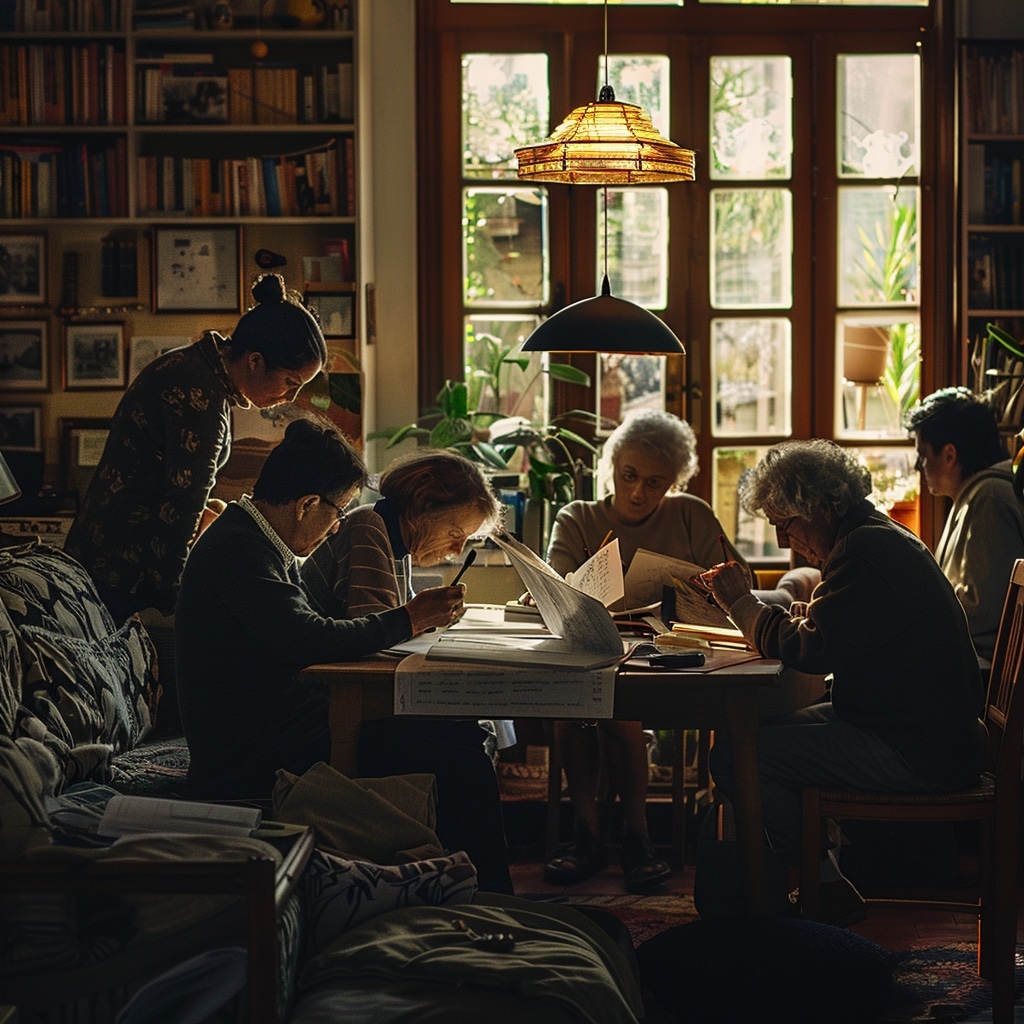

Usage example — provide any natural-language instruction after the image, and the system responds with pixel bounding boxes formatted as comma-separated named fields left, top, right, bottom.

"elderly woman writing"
left=302, top=449, right=513, bottom=893
left=701, top=439, right=987, bottom=924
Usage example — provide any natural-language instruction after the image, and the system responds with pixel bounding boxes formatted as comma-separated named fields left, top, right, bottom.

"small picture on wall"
left=304, top=283, right=356, bottom=339
left=0, top=234, right=46, bottom=305
left=0, top=404, right=42, bottom=452
left=0, top=320, right=48, bottom=390
left=64, top=322, right=126, bottom=390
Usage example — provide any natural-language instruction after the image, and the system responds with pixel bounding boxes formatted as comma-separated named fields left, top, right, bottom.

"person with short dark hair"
left=66, top=272, right=327, bottom=624
left=175, top=417, right=467, bottom=813
left=701, top=439, right=987, bottom=924
left=904, top=386, right=1024, bottom=669
left=302, top=449, right=514, bottom=894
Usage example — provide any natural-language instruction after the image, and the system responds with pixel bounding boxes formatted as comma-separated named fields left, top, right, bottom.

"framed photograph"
left=0, top=320, right=48, bottom=390
left=304, top=282, right=356, bottom=339
left=0, top=404, right=42, bottom=452
left=60, top=417, right=112, bottom=501
left=0, top=234, right=46, bottom=305
left=152, top=226, right=241, bottom=313
left=64, top=322, right=126, bottom=390
left=161, top=72, right=229, bottom=123
left=128, top=334, right=191, bottom=383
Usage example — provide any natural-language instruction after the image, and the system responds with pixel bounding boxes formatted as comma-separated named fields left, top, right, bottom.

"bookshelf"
left=0, top=0, right=360, bottom=509
left=959, top=40, right=1024, bottom=399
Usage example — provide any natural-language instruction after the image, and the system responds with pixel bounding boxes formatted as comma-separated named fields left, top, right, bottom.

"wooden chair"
left=799, top=557, right=1024, bottom=1024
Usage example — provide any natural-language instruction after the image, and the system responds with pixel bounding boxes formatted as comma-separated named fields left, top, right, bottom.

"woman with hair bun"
left=66, top=272, right=326, bottom=624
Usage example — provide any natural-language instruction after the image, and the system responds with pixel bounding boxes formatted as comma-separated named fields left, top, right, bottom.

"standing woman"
left=65, top=272, right=326, bottom=624
left=544, top=409, right=752, bottom=892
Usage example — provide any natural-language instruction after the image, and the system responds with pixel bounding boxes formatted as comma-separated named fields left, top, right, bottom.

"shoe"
left=803, top=877, right=867, bottom=928
left=544, top=827, right=607, bottom=886
left=620, top=830, right=672, bottom=893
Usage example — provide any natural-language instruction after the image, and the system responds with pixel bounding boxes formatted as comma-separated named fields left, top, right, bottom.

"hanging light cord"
left=600, top=0, right=613, bottom=102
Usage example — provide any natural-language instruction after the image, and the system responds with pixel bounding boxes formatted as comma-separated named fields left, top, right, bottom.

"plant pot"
left=843, top=326, right=890, bottom=384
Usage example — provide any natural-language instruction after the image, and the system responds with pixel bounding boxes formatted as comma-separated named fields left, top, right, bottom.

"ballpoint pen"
left=450, top=546, right=477, bottom=587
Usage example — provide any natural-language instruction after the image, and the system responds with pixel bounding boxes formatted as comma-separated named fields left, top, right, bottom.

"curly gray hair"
left=739, top=439, right=872, bottom=520
left=599, top=409, right=699, bottom=492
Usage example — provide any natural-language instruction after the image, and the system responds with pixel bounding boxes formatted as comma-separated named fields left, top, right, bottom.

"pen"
left=718, top=533, right=731, bottom=563
left=598, top=530, right=614, bottom=550
left=450, top=547, right=477, bottom=587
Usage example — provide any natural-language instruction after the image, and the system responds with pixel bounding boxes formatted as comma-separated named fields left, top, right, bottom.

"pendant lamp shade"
left=521, top=275, right=684, bottom=354
left=515, top=90, right=696, bottom=186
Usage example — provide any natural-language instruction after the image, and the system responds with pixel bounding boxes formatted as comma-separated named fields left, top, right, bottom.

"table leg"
left=327, top=678, right=367, bottom=777
left=724, top=688, right=767, bottom=914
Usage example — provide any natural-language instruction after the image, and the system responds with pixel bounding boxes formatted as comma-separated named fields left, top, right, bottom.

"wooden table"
left=302, top=652, right=787, bottom=913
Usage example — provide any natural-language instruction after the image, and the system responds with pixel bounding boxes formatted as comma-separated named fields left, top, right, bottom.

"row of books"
left=0, top=44, right=127, bottom=127
left=963, top=47, right=1024, bottom=135
left=967, top=237, right=1024, bottom=312
left=136, top=138, right=354, bottom=218
left=0, top=0, right=125, bottom=32
left=133, top=59, right=354, bottom=126
left=0, top=138, right=129, bottom=219
left=967, top=146, right=1023, bottom=226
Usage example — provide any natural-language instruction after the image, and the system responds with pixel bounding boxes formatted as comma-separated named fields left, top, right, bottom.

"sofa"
left=0, top=538, right=646, bottom=1024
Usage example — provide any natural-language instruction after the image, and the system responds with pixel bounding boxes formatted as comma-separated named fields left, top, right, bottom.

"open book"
left=426, top=532, right=627, bottom=670
left=97, top=795, right=262, bottom=838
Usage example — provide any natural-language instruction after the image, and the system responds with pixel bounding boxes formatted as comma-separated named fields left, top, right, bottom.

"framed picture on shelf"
left=0, top=404, right=42, bottom=452
left=128, top=335, right=191, bottom=383
left=304, top=282, right=356, bottom=339
left=161, top=72, right=229, bottom=124
left=60, top=417, right=112, bottom=501
left=152, top=226, right=241, bottom=313
left=0, top=320, right=48, bottom=390
left=64, top=322, right=126, bottom=390
left=0, top=234, right=46, bottom=306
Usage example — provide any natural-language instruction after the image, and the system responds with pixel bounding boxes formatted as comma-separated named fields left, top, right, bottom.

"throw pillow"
left=303, top=848, right=478, bottom=955
left=19, top=620, right=159, bottom=755
left=0, top=596, right=22, bottom=736
left=0, top=543, right=117, bottom=640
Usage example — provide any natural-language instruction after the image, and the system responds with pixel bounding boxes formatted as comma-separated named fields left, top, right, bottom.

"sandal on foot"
left=620, top=831, right=672, bottom=893
left=544, top=829, right=607, bottom=886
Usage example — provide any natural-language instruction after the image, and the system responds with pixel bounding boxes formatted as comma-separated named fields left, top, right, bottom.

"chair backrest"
left=983, top=558, right=1024, bottom=794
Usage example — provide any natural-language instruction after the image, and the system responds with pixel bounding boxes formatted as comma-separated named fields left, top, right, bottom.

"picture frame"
left=0, top=320, right=48, bottom=390
left=0, top=404, right=43, bottom=452
left=161, top=71, right=229, bottom=124
left=152, top=226, right=241, bottom=313
left=60, top=417, right=112, bottom=501
left=64, top=322, right=126, bottom=390
left=128, top=334, right=191, bottom=383
left=304, top=282, right=356, bottom=339
left=0, top=234, right=46, bottom=306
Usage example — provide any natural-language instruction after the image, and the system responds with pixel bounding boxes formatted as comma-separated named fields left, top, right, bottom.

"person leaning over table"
left=65, top=272, right=326, bottom=625
left=542, top=409, right=754, bottom=893
left=700, top=439, right=988, bottom=926
left=302, top=448, right=514, bottom=894
left=173, top=417, right=505, bottom=881
left=904, top=386, right=1024, bottom=673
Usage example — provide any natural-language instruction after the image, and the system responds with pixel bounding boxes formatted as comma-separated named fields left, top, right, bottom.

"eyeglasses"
left=320, top=496, right=348, bottom=523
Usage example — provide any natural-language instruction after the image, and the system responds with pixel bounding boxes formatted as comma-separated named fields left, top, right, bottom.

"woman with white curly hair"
left=543, top=409, right=752, bottom=892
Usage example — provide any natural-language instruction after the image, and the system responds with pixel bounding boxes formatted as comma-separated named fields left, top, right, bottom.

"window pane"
left=462, top=53, right=549, bottom=181
left=710, top=188, right=793, bottom=309
left=711, top=317, right=792, bottom=437
left=854, top=446, right=920, bottom=535
left=597, top=354, right=666, bottom=432
left=464, top=187, right=549, bottom=307
left=464, top=315, right=545, bottom=423
left=836, top=315, right=920, bottom=439
left=601, top=55, right=671, bottom=135
left=837, top=185, right=919, bottom=307
left=837, top=54, right=919, bottom=179
left=710, top=56, right=792, bottom=180
left=597, top=188, right=669, bottom=309
left=711, top=447, right=778, bottom=559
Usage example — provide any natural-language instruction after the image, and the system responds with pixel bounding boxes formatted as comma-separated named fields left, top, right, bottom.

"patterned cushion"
left=0, top=542, right=118, bottom=640
left=0, top=596, right=22, bottom=737
left=19, top=620, right=159, bottom=756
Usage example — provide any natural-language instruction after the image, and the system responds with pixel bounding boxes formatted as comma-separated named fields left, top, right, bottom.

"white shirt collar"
left=238, top=495, right=296, bottom=569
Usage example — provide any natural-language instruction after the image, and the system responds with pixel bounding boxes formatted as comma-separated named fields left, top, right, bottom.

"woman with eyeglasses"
left=302, top=448, right=514, bottom=893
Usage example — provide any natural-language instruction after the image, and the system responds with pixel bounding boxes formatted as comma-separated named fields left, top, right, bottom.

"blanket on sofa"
left=0, top=542, right=160, bottom=857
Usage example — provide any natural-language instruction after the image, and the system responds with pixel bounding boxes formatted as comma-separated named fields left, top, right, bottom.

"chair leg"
left=544, top=722, right=563, bottom=858
left=670, top=730, right=686, bottom=869
left=799, top=788, right=823, bottom=920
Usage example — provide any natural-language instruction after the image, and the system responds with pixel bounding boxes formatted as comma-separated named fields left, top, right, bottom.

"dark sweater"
left=732, top=500, right=988, bottom=790
left=175, top=503, right=413, bottom=799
